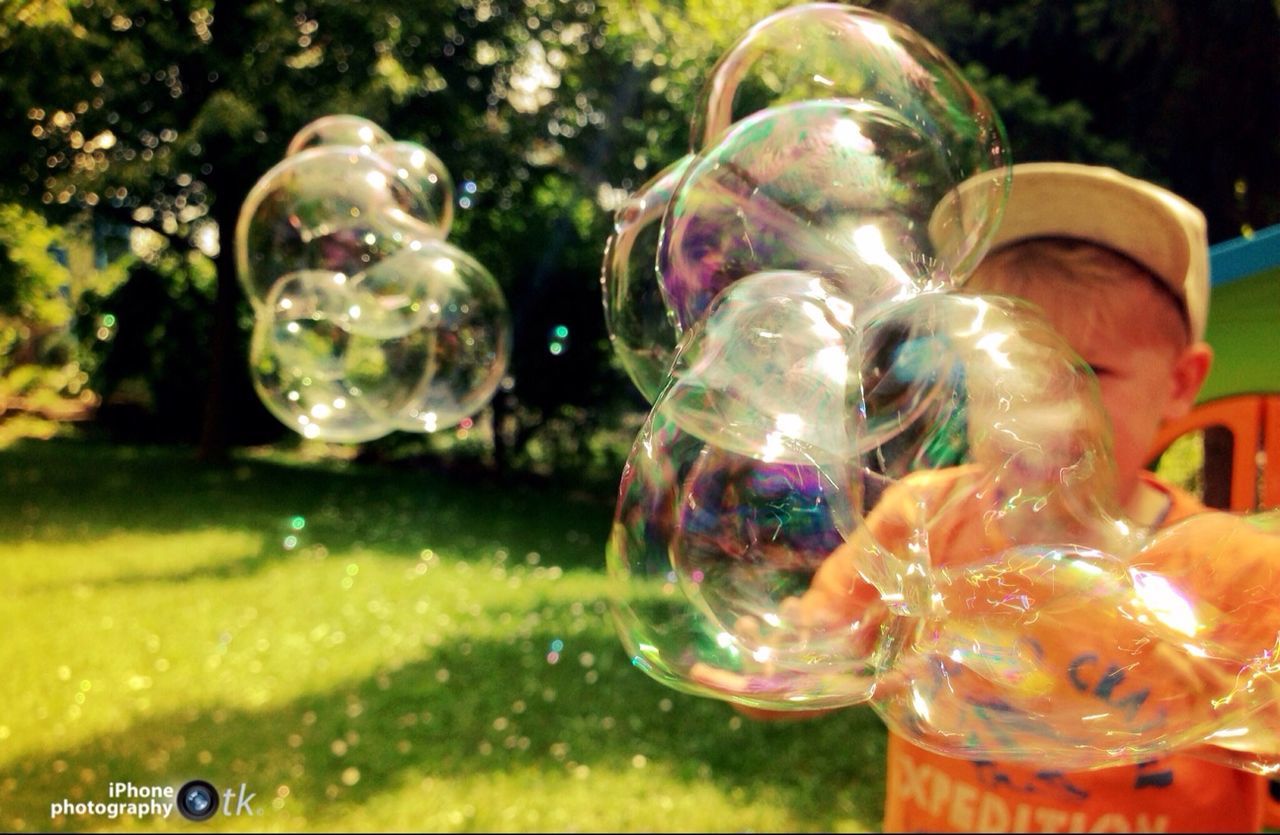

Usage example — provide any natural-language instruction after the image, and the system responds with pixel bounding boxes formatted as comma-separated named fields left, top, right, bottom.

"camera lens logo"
left=176, top=780, right=219, bottom=822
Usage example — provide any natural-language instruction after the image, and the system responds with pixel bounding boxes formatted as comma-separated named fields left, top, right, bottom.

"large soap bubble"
left=601, top=7, right=1008, bottom=403
left=691, top=1, right=1008, bottom=282
left=285, top=113, right=394, bottom=155
left=377, top=140, right=456, bottom=237
left=248, top=270, right=397, bottom=443
left=659, top=99, right=953, bottom=334
left=235, top=145, right=425, bottom=309
left=236, top=115, right=510, bottom=441
left=658, top=271, right=860, bottom=465
left=871, top=511, right=1280, bottom=770
left=601, top=155, right=693, bottom=401
left=607, top=407, right=879, bottom=710
left=374, top=240, right=512, bottom=433
left=605, top=2, right=1280, bottom=770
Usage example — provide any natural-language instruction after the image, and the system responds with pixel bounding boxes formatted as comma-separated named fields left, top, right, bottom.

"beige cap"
left=940, top=162, right=1210, bottom=341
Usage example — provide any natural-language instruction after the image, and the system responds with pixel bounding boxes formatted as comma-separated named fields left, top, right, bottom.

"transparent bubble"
left=376, top=240, right=512, bottom=433
left=606, top=408, right=876, bottom=710
left=601, top=155, right=692, bottom=402
left=855, top=293, right=1117, bottom=489
left=235, top=146, right=428, bottom=308
left=659, top=100, right=962, bottom=333
left=671, top=445, right=849, bottom=625
left=660, top=271, right=860, bottom=465
left=871, top=510, right=1280, bottom=769
left=253, top=269, right=360, bottom=380
left=607, top=2, right=1280, bottom=770
left=340, top=247, right=438, bottom=341
left=691, top=2, right=1008, bottom=280
left=248, top=272, right=395, bottom=443
left=285, top=114, right=394, bottom=156
left=239, top=117, right=509, bottom=442
left=377, top=141, right=455, bottom=237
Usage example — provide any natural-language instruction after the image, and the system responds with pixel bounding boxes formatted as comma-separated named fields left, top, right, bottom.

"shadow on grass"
left=0, top=439, right=617, bottom=577
left=0, top=617, right=887, bottom=831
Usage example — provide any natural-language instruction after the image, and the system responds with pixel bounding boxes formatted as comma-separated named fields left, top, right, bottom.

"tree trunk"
left=197, top=210, right=240, bottom=463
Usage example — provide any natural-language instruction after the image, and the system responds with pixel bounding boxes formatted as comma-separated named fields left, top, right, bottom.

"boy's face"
left=1006, top=280, right=1212, bottom=507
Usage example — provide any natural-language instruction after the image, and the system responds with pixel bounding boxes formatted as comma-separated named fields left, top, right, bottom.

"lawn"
left=0, top=439, right=888, bottom=832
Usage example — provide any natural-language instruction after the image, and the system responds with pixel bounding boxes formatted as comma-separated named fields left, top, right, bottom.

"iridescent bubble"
left=253, top=269, right=360, bottom=381
left=607, top=407, right=876, bottom=710
left=659, top=100, right=959, bottom=333
left=607, top=2, right=1280, bottom=772
left=240, top=117, right=509, bottom=442
left=608, top=273, right=880, bottom=708
left=377, top=140, right=455, bottom=237
left=601, top=155, right=693, bottom=401
left=659, top=270, right=860, bottom=465
left=378, top=240, right=512, bottom=434
left=235, top=146, right=427, bottom=308
left=855, top=293, right=1117, bottom=488
left=836, top=292, right=1132, bottom=622
left=285, top=114, right=394, bottom=156
left=871, top=510, right=1280, bottom=769
left=692, top=2, right=1008, bottom=280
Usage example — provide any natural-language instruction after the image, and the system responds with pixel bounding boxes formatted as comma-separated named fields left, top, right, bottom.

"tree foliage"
left=0, top=0, right=1277, bottom=467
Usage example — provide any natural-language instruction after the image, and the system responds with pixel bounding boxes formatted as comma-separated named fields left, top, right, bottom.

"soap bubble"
left=248, top=271, right=398, bottom=443
left=658, top=99, right=971, bottom=334
left=237, top=117, right=510, bottom=441
left=856, top=293, right=1118, bottom=495
left=691, top=2, right=1008, bottom=282
left=285, top=114, right=394, bottom=156
left=601, top=155, right=693, bottom=402
left=377, top=140, right=456, bottom=237
left=607, top=407, right=879, bottom=710
left=235, top=145, right=426, bottom=308
left=606, top=3, right=1280, bottom=769
left=376, top=240, right=512, bottom=433
left=608, top=273, right=868, bottom=709
left=659, top=271, right=860, bottom=465
left=871, top=511, right=1280, bottom=768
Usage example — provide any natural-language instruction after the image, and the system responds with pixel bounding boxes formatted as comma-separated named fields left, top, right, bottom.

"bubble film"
left=660, top=99, right=950, bottom=333
left=377, top=140, right=456, bottom=237
left=606, top=3, right=1280, bottom=769
left=870, top=511, right=1280, bottom=770
left=601, top=155, right=692, bottom=401
left=285, top=113, right=394, bottom=156
left=235, top=146, right=426, bottom=308
left=607, top=407, right=879, bottom=710
left=248, top=271, right=398, bottom=443
left=377, top=241, right=513, bottom=434
left=691, top=2, right=1008, bottom=281
left=659, top=271, right=861, bottom=465
left=236, top=117, right=510, bottom=440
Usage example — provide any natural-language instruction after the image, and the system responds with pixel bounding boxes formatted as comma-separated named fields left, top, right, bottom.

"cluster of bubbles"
left=603, top=3, right=1280, bottom=772
left=235, top=115, right=511, bottom=442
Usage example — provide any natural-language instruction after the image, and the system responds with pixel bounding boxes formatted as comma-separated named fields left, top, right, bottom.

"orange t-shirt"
left=807, top=468, right=1273, bottom=833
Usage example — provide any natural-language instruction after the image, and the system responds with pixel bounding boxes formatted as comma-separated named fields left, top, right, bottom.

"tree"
left=0, top=0, right=785, bottom=469
left=0, top=202, right=130, bottom=443
left=880, top=0, right=1280, bottom=242
left=3, top=0, right=1276, bottom=470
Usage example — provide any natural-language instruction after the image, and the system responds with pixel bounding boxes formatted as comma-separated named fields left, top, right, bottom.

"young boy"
left=701, top=163, right=1278, bottom=831
left=874, top=163, right=1272, bottom=832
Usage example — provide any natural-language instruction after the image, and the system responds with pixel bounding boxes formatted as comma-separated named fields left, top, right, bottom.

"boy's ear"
left=1165, top=341, right=1214, bottom=420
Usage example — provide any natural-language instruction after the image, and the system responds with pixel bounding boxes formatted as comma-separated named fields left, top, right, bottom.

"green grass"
left=0, top=439, right=887, bottom=832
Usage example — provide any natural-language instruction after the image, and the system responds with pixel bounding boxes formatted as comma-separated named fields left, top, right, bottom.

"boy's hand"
left=685, top=599, right=893, bottom=718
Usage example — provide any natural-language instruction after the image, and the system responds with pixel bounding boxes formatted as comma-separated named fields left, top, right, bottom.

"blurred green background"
left=2, top=0, right=1279, bottom=831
